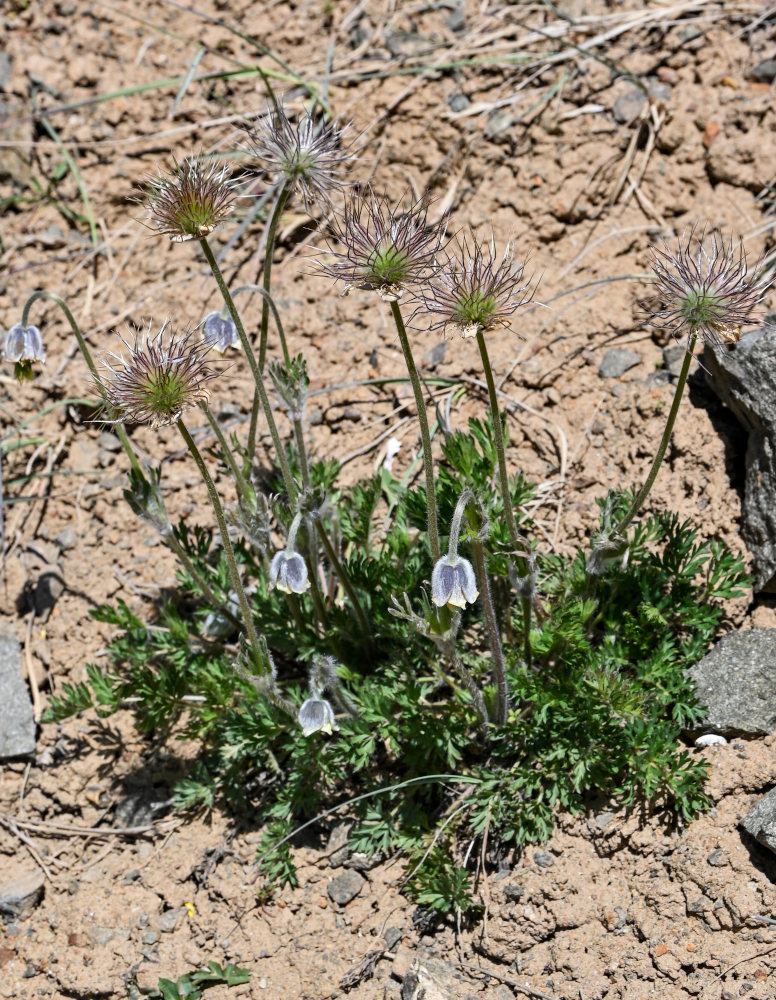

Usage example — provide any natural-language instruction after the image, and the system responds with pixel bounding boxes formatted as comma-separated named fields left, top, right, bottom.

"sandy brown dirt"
left=2, top=1, right=776, bottom=998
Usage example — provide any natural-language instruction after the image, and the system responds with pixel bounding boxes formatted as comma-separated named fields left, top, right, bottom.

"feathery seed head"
left=646, top=228, right=771, bottom=346
left=246, top=109, right=355, bottom=208
left=98, top=323, right=217, bottom=427
left=322, top=190, right=445, bottom=301
left=143, top=156, right=237, bottom=242
left=424, top=233, right=534, bottom=338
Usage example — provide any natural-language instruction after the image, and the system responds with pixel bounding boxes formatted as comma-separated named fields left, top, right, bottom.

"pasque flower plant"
left=22, top=100, right=770, bottom=912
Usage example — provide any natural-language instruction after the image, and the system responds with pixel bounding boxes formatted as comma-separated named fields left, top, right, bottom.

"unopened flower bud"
left=298, top=697, right=338, bottom=737
left=431, top=554, right=478, bottom=610
left=269, top=550, right=309, bottom=594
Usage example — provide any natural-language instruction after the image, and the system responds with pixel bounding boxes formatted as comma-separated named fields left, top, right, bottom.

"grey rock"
left=598, top=347, right=642, bottom=378
left=0, top=52, right=11, bottom=90
left=384, top=30, right=428, bottom=58
left=55, top=527, right=77, bottom=551
left=612, top=88, right=646, bottom=124
left=0, top=627, right=36, bottom=759
left=484, top=108, right=513, bottom=139
left=747, top=59, right=776, bottom=83
left=328, top=869, right=366, bottom=905
left=90, top=925, right=130, bottom=945
left=741, top=785, right=776, bottom=855
left=687, top=629, right=776, bottom=737
left=151, top=907, right=187, bottom=933
left=533, top=850, right=554, bottom=868
left=141, top=929, right=158, bottom=945
left=446, top=3, right=465, bottom=33
left=114, top=790, right=157, bottom=828
left=594, top=810, right=616, bottom=829
left=662, top=343, right=687, bottom=377
left=0, top=871, right=45, bottom=920
left=647, top=79, right=672, bottom=103
left=676, top=24, right=703, bottom=44
left=345, top=850, right=385, bottom=872
left=327, top=821, right=352, bottom=868
left=424, top=342, right=447, bottom=369
left=706, top=849, right=728, bottom=867
left=97, top=431, right=122, bottom=452
left=447, top=92, right=470, bottom=113
left=385, top=926, right=403, bottom=950
left=703, top=328, right=776, bottom=590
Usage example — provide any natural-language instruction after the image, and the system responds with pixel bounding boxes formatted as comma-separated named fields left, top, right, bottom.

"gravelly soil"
left=2, top=2, right=776, bottom=998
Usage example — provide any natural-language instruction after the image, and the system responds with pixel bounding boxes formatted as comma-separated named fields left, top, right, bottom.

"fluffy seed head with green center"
left=646, top=228, right=772, bottom=346
left=143, top=156, right=237, bottom=242
left=246, top=109, right=355, bottom=208
left=98, top=323, right=217, bottom=427
left=321, top=189, right=446, bottom=300
left=423, top=233, right=534, bottom=338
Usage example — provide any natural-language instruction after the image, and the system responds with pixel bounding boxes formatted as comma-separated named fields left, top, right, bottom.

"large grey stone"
left=687, top=629, right=776, bottom=737
left=704, top=326, right=776, bottom=591
left=328, top=869, right=365, bottom=905
left=0, top=870, right=45, bottom=920
left=741, top=785, right=776, bottom=854
left=598, top=347, right=642, bottom=378
left=0, top=627, right=35, bottom=758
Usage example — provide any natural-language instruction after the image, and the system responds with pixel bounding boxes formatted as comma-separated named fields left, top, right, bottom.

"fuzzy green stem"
left=21, top=290, right=144, bottom=480
left=302, top=516, right=332, bottom=638
left=259, top=185, right=290, bottom=369
left=390, top=300, right=440, bottom=563
left=450, top=647, right=490, bottom=729
left=471, top=539, right=509, bottom=725
left=293, top=417, right=311, bottom=490
left=474, top=328, right=532, bottom=665
left=232, top=284, right=291, bottom=367
left=177, top=418, right=265, bottom=674
left=612, top=331, right=697, bottom=536
left=242, top=186, right=292, bottom=471
left=198, top=237, right=296, bottom=501
left=315, top=521, right=372, bottom=646
left=165, top=532, right=242, bottom=631
left=201, top=402, right=252, bottom=500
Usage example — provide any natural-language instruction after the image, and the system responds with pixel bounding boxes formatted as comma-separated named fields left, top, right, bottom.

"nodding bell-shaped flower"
left=269, top=549, right=309, bottom=594
left=201, top=310, right=240, bottom=353
left=431, top=554, right=478, bottom=610
left=269, top=512, right=309, bottom=595
left=4, top=323, right=46, bottom=381
left=298, top=696, right=339, bottom=737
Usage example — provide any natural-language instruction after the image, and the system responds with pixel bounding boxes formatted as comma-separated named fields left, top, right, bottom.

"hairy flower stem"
left=177, top=418, right=266, bottom=674
left=198, top=237, right=296, bottom=499
left=21, top=290, right=144, bottom=480
left=302, top=517, right=333, bottom=637
left=612, top=331, right=697, bottom=536
left=166, top=533, right=242, bottom=631
left=241, top=189, right=292, bottom=469
left=233, top=283, right=291, bottom=367
left=475, top=328, right=532, bottom=665
left=471, top=538, right=509, bottom=725
left=294, top=417, right=311, bottom=490
left=201, top=402, right=252, bottom=500
left=259, top=185, right=290, bottom=370
left=450, top=647, right=490, bottom=728
left=315, top=521, right=372, bottom=647
left=390, top=300, right=440, bottom=563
